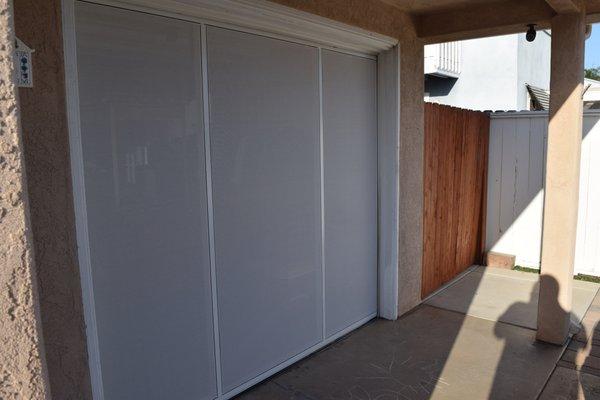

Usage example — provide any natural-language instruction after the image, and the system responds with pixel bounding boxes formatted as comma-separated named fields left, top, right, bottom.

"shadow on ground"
left=539, top=296, right=600, bottom=399
left=236, top=267, right=599, bottom=400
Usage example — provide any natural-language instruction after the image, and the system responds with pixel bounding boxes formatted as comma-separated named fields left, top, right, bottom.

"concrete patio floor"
left=424, top=266, right=599, bottom=330
left=236, top=267, right=600, bottom=400
left=540, top=293, right=600, bottom=399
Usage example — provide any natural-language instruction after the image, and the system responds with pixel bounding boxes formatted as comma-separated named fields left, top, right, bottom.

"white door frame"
left=61, top=1, right=401, bottom=398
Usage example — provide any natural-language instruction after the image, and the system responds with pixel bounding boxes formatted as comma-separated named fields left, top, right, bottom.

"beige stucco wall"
left=0, top=0, right=51, bottom=398
left=268, top=0, right=416, bottom=39
left=12, top=0, right=93, bottom=398
left=398, top=37, right=425, bottom=314
left=537, top=9, right=586, bottom=345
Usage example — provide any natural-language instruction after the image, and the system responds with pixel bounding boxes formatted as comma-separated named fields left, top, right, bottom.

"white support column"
left=537, top=8, right=586, bottom=345
left=0, top=0, right=51, bottom=398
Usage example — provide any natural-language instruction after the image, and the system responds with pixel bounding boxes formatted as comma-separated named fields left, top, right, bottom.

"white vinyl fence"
left=486, top=111, right=600, bottom=276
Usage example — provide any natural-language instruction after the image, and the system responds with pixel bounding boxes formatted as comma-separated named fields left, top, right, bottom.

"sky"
left=587, top=23, right=600, bottom=68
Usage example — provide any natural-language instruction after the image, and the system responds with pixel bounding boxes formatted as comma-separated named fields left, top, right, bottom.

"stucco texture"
left=538, top=10, right=586, bottom=345
left=0, top=0, right=50, bottom=398
left=13, top=0, right=93, bottom=399
left=268, top=0, right=417, bottom=38
left=398, top=38, right=425, bottom=314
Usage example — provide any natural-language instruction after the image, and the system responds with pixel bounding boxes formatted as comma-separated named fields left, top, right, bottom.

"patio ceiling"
left=381, top=0, right=600, bottom=43
left=381, top=0, right=507, bottom=13
left=383, top=0, right=599, bottom=15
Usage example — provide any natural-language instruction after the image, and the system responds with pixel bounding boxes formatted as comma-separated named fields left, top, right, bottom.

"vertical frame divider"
left=377, top=46, right=400, bottom=320
left=200, top=23, right=224, bottom=398
left=318, top=47, right=326, bottom=340
left=61, top=1, right=105, bottom=399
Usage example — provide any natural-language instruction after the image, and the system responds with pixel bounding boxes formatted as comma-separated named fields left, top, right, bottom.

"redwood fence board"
left=422, top=103, right=490, bottom=298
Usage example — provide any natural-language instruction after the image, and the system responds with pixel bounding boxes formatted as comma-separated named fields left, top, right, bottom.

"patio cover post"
left=537, top=6, right=586, bottom=345
left=0, top=0, right=51, bottom=397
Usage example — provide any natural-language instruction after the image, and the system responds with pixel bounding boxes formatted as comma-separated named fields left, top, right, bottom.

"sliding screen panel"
left=206, top=26, right=322, bottom=392
left=75, top=3, right=216, bottom=399
left=322, top=50, right=378, bottom=337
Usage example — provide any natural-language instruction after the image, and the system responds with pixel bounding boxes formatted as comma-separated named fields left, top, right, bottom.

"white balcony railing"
left=424, top=41, right=461, bottom=78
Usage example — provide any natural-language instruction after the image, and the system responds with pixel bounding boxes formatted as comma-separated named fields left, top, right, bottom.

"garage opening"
left=71, top=2, right=380, bottom=398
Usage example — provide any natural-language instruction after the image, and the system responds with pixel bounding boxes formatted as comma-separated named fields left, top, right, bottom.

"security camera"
left=526, top=24, right=537, bottom=42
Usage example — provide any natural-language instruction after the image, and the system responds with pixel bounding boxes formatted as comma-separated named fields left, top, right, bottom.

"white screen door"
left=322, top=50, right=378, bottom=337
left=74, top=3, right=378, bottom=399
left=206, top=26, right=323, bottom=391
left=75, top=3, right=217, bottom=399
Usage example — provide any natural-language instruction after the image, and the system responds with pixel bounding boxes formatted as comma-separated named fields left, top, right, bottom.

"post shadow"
left=490, top=275, right=577, bottom=400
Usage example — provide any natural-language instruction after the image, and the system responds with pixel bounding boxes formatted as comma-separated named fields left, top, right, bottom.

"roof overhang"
left=385, top=0, right=600, bottom=43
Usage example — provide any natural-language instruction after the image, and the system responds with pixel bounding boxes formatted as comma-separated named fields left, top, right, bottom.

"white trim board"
left=61, top=2, right=105, bottom=399
left=377, top=46, right=400, bottom=320
left=318, top=47, right=327, bottom=341
left=491, top=110, right=600, bottom=119
left=62, top=1, right=401, bottom=399
left=78, top=0, right=397, bottom=55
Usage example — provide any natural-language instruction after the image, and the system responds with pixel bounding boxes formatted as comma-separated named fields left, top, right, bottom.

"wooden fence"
left=422, top=103, right=490, bottom=298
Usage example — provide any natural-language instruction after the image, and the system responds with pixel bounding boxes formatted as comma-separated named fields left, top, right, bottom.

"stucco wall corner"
left=397, top=36, right=425, bottom=315
left=13, top=0, right=94, bottom=398
left=0, top=0, right=51, bottom=398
